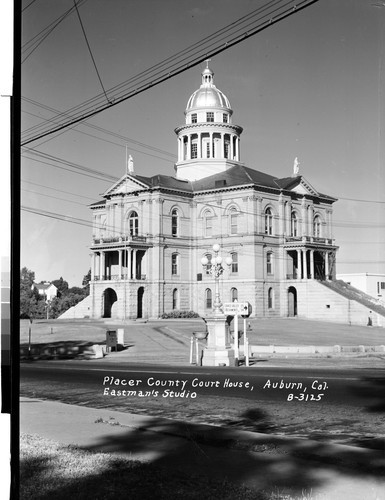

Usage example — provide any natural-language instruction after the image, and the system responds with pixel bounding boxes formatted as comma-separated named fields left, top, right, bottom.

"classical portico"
left=284, top=238, right=338, bottom=281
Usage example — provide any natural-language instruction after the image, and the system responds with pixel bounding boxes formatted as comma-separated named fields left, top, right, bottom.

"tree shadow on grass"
left=79, top=415, right=385, bottom=498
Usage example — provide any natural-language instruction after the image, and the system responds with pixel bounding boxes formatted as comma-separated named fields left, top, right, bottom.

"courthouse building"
left=88, top=63, right=339, bottom=320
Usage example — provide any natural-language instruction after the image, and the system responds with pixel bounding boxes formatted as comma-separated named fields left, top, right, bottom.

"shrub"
left=161, top=310, right=200, bottom=319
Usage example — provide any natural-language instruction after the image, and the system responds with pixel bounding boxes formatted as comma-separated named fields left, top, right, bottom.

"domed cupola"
left=186, top=65, right=232, bottom=114
left=174, top=61, right=243, bottom=182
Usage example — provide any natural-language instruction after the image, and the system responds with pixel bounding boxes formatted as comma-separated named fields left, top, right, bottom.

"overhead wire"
left=21, top=0, right=319, bottom=145
left=21, top=0, right=281, bottom=138
left=72, top=0, right=109, bottom=103
left=21, top=101, right=176, bottom=161
left=22, top=0, right=89, bottom=63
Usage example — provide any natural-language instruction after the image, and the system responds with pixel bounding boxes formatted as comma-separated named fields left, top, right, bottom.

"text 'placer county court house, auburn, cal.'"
left=87, top=63, right=340, bottom=321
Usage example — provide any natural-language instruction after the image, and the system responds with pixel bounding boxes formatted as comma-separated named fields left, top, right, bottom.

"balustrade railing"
left=92, top=274, right=147, bottom=281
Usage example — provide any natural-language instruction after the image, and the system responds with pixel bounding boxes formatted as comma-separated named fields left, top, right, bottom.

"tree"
left=82, top=268, right=91, bottom=296
left=20, top=267, right=40, bottom=318
left=51, top=277, right=69, bottom=297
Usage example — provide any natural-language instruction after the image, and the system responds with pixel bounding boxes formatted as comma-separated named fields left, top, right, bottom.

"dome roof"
left=186, top=64, right=231, bottom=111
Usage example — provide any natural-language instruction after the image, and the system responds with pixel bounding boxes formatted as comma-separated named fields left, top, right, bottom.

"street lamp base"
left=201, top=347, right=235, bottom=366
left=201, top=314, right=235, bottom=366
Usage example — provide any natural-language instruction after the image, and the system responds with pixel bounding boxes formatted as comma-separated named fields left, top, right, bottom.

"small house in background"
left=336, top=273, right=385, bottom=304
left=31, top=282, right=58, bottom=301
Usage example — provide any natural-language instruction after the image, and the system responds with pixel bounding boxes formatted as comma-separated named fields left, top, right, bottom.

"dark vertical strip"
left=11, top=0, right=22, bottom=497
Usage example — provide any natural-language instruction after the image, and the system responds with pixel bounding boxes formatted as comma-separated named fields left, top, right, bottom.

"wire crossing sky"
left=21, top=0, right=319, bottom=146
left=21, top=0, right=385, bottom=285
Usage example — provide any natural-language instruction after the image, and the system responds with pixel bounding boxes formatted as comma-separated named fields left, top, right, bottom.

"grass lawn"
left=20, top=433, right=264, bottom=500
left=20, top=433, right=318, bottom=500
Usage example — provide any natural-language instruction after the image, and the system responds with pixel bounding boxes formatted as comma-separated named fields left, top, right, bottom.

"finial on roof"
left=205, top=58, right=211, bottom=68
left=293, top=157, right=300, bottom=176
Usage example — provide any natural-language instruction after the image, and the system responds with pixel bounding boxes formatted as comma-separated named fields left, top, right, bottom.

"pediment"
left=103, top=174, right=149, bottom=197
left=289, top=177, right=319, bottom=197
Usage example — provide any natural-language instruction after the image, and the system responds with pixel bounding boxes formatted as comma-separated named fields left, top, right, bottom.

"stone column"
left=133, top=249, right=137, bottom=280
left=297, top=249, right=302, bottom=279
left=221, top=133, right=224, bottom=158
left=100, top=251, right=105, bottom=280
left=302, top=249, right=307, bottom=279
left=197, top=132, right=201, bottom=158
left=118, top=249, right=122, bottom=279
left=187, top=135, right=191, bottom=160
left=310, top=250, right=314, bottom=279
left=127, top=249, right=132, bottom=279
left=325, top=252, right=329, bottom=280
left=91, top=253, right=95, bottom=280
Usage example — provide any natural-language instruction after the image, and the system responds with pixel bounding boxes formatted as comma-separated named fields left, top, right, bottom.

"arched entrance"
left=288, top=286, right=297, bottom=317
left=103, top=288, right=117, bottom=318
left=137, top=287, right=144, bottom=318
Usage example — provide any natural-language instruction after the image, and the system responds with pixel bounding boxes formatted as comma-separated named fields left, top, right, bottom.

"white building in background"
left=87, top=63, right=340, bottom=321
left=336, top=273, right=385, bottom=303
left=31, top=282, right=58, bottom=301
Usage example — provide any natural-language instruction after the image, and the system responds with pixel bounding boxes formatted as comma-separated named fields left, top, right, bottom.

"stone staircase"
left=295, top=280, right=385, bottom=327
left=58, top=295, right=92, bottom=319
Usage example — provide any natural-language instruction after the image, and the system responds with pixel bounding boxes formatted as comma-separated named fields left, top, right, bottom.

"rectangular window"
left=191, top=113, right=197, bottom=124
left=171, top=254, right=178, bottom=275
left=224, top=142, right=229, bottom=159
left=223, top=113, right=228, bottom=123
left=231, top=253, right=238, bottom=274
left=267, top=253, right=273, bottom=275
left=230, top=213, right=238, bottom=235
left=191, top=143, right=197, bottom=159
left=206, top=112, right=214, bottom=122
left=381, top=282, right=385, bottom=290
left=206, top=142, right=210, bottom=158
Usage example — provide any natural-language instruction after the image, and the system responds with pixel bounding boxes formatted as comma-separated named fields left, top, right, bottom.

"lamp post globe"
left=212, top=243, right=220, bottom=253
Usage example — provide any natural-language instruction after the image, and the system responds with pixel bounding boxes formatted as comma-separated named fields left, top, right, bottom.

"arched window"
left=172, top=288, right=179, bottom=310
left=268, top=287, right=274, bottom=309
left=171, top=208, right=179, bottom=237
left=230, top=252, right=238, bottom=273
left=313, top=215, right=321, bottom=238
left=291, top=212, right=298, bottom=237
left=266, top=252, right=273, bottom=275
left=129, top=211, right=139, bottom=236
left=171, top=253, right=179, bottom=276
left=203, top=210, right=213, bottom=237
left=265, top=208, right=273, bottom=235
left=205, top=288, right=212, bottom=309
left=230, top=287, right=238, bottom=302
left=229, top=207, right=238, bottom=235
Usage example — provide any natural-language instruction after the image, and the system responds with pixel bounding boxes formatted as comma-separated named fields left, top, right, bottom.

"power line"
left=73, top=0, right=109, bottom=103
left=21, top=102, right=176, bottom=160
left=22, top=0, right=89, bottom=64
left=21, top=0, right=319, bottom=145
left=21, top=179, right=97, bottom=201
left=22, top=0, right=39, bottom=13
left=22, top=188, right=87, bottom=207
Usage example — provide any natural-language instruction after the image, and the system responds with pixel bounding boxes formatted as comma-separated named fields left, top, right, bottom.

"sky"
left=20, top=0, right=385, bottom=286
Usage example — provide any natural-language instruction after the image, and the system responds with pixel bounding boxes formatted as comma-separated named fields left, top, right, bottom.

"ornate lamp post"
left=200, top=243, right=235, bottom=366
left=201, top=243, right=232, bottom=314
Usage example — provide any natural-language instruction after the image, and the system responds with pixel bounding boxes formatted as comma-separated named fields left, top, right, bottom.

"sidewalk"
left=20, top=397, right=385, bottom=500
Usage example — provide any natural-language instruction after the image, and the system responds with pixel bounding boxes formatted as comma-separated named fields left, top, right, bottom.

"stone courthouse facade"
left=88, top=63, right=338, bottom=320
